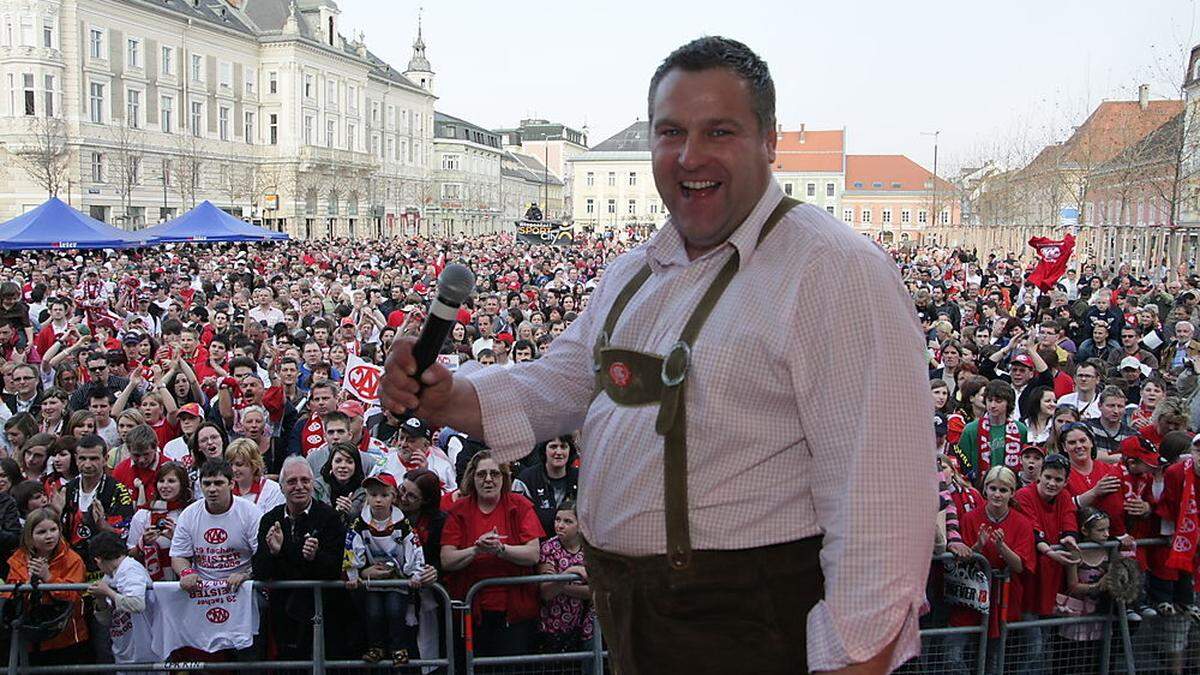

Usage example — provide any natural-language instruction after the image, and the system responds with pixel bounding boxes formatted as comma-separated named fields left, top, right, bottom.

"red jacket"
left=6, top=541, right=88, bottom=652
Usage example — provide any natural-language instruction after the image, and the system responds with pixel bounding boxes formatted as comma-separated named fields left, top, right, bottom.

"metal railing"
left=0, top=578, right=456, bottom=675
left=898, top=552, right=993, bottom=675
left=458, top=574, right=603, bottom=675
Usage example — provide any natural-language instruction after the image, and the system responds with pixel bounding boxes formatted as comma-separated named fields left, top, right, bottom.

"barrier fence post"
left=310, top=586, right=325, bottom=675
left=591, top=611, right=604, bottom=675
left=6, top=612, right=20, bottom=675
left=995, top=572, right=1010, bottom=674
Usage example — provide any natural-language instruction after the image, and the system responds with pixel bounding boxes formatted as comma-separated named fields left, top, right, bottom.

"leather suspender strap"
left=660, top=196, right=800, bottom=570
left=592, top=265, right=653, bottom=400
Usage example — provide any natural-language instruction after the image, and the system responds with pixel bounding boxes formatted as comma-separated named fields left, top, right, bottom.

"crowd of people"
left=0, top=232, right=1198, bottom=672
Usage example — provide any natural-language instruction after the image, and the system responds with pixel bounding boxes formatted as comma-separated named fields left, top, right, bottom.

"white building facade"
left=567, top=121, right=666, bottom=231
left=0, top=0, right=436, bottom=238
left=429, top=111, right=502, bottom=236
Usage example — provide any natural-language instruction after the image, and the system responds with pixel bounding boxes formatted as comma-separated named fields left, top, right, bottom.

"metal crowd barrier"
left=4, top=542, right=1198, bottom=674
left=458, top=574, right=603, bottom=675
left=0, top=578, right=456, bottom=675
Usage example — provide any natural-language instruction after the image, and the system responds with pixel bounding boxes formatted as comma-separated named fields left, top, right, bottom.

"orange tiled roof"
left=844, top=155, right=954, bottom=192
left=1027, top=99, right=1183, bottom=171
left=773, top=129, right=844, bottom=172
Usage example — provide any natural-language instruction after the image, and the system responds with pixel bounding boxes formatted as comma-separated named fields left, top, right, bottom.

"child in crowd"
left=345, top=472, right=425, bottom=667
left=88, top=530, right=161, bottom=668
left=536, top=501, right=594, bottom=654
left=5, top=506, right=88, bottom=664
left=1057, top=507, right=1113, bottom=671
left=10, top=479, right=48, bottom=522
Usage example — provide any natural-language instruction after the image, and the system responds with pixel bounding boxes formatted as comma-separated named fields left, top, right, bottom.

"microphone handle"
left=412, top=296, right=460, bottom=375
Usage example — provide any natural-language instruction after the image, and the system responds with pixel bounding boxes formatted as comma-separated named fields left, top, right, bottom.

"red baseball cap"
left=1120, top=435, right=1165, bottom=467
left=1010, top=353, right=1035, bottom=370
left=338, top=400, right=365, bottom=418
left=363, top=472, right=398, bottom=490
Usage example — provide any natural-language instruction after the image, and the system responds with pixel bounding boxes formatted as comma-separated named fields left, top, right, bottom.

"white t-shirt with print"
left=169, top=496, right=262, bottom=581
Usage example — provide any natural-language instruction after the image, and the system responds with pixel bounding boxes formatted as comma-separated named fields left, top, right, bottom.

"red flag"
left=1026, top=234, right=1075, bottom=291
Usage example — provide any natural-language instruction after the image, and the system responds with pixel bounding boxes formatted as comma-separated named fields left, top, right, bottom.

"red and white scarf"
left=978, top=414, right=1022, bottom=474
left=138, top=501, right=183, bottom=580
left=300, top=413, right=325, bottom=457
left=1167, top=457, right=1200, bottom=573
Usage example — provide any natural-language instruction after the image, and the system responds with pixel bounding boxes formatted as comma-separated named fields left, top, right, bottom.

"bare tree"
left=172, top=133, right=203, bottom=209
left=219, top=162, right=246, bottom=213
left=110, top=120, right=143, bottom=227
left=10, top=116, right=72, bottom=197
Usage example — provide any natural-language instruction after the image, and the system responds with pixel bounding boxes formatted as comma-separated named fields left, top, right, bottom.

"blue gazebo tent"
left=0, top=197, right=142, bottom=250
left=137, top=201, right=289, bottom=243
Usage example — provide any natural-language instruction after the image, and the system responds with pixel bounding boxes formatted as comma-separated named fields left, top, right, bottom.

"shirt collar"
left=643, top=181, right=786, bottom=273
left=285, top=500, right=313, bottom=519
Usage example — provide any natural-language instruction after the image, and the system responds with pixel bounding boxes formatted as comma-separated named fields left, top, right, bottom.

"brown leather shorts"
left=586, top=536, right=825, bottom=675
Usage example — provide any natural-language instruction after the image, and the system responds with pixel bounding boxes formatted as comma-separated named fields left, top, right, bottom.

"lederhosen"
left=583, top=197, right=826, bottom=674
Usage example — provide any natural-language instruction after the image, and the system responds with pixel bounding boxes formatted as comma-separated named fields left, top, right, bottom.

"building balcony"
left=298, top=145, right=378, bottom=172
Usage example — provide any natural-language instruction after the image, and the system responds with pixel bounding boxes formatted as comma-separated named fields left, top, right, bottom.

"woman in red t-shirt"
left=1060, top=423, right=1131, bottom=541
left=441, top=452, right=544, bottom=659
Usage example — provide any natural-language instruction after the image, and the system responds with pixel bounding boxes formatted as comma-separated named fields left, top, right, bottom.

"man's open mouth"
left=680, top=180, right=721, bottom=198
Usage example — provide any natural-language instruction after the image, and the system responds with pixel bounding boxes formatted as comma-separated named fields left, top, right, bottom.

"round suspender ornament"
left=608, top=362, right=633, bottom=389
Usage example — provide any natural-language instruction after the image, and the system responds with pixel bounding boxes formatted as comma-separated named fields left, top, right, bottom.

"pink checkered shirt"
left=467, top=181, right=937, bottom=672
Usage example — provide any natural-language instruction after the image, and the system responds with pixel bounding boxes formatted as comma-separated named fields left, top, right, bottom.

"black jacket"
left=60, top=474, right=135, bottom=572
left=0, top=493, right=22, bottom=578
left=251, top=498, right=346, bottom=582
left=517, top=463, right=579, bottom=539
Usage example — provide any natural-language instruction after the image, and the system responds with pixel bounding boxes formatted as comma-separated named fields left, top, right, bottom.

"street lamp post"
left=922, top=130, right=941, bottom=240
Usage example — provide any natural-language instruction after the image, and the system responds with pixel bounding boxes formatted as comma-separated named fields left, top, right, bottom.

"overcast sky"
left=338, top=0, right=1199, bottom=176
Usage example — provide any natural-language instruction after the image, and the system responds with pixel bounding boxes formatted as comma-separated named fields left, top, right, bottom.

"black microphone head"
left=438, top=264, right=475, bottom=306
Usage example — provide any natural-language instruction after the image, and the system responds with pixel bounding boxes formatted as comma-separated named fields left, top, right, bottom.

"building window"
left=585, top=198, right=594, bottom=215
left=268, top=71, right=277, bottom=94
left=219, top=62, right=231, bottom=89
left=244, top=67, right=255, bottom=96
left=161, top=158, right=171, bottom=187
left=940, top=210, right=950, bottom=224
left=304, top=74, right=314, bottom=99
left=126, top=38, right=141, bottom=69
left=18, top=17, right=32, bottom=46
left=303, top=115, right=314, bottom=145
left=918, top=210, right=928, bottom=224
left=784, top=183, right=793, bottom=196
left=90, top=152, right=104, bottom=182
left=161, top=46, right=173, bottom=75
left=843, top=208, right=853, bottom=222
left=806, top=183, right=816, bottom=197
left=826, top=183, right=835, bottom=197
left=88, top=29, right=103, bottom=59
left=608, top=172, right=615, bottom=187
left=628, top=199, right=637, bottom=214
left=825, top=206, right=835, bottom=215
left=386, top=137, right=394, bottom=158
left=326, top=79, right=336, bottom=106
left=861, top=209, right=872, bottom=224
left=348, top=123, right=357, bottom=151
left=190, top=101, right=203, bottom=137
left=349, top=86, right=359, bottom=115
left=325, top=119, right=335, bottom=148
left=126, top=89, right=140, bottom=128
left=882, top=209, right=892, bottom=224
left=901, top=209, right=911, bottom=224
left=41, top=21, right=52, bottom=49
left=649, top=202, right=659, bottom=214
left=218, top=106, right=229, bottom=140
left=161, top=96, right=173, bottom=133
left=269, top=114, right=278, bottom=145
left=244, top=112, right=254, bottom=144
left=191, top=54, right=203, bottom=82
left=586, top=172, right=594, bottom=187
left=22, top=73, right=34, bottom=116
left=629, top=172, right=637, bottom=186
left=42, top=74, right=54, bottom=117
left=442, top=154, right=460, bottom=171
left=441, top=183, right=460, bottom=199
left=88, top=82, right=104, bottom=123
left=607, top=199, right=616, bottom=214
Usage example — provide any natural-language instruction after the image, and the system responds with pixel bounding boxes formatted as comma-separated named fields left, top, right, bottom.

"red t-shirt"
left=1013, top=485, right=1078, bottom=616
left=441, top=493, right=544, bottom=614
left=149, top=417, right=180, bottom=449
left=1067, top=460, right=1127, bottom=536
left=1052, top=371, right=1075, bottom=399
left=1154, top=461, right=1200, bottom=578
left=952, top=507, right=1036, bottom=635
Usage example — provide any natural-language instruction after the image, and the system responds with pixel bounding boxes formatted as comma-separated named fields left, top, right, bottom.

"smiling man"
left=382, top=36, right=935, bottom=674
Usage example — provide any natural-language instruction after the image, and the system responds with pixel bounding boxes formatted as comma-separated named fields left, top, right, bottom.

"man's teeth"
left=682, top=181, right=718, bottom=189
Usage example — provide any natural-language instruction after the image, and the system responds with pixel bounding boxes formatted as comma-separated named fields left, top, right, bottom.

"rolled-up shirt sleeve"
left=465, top=264, right=623, bottom=464
left=792, top=239, right=937, bottom=672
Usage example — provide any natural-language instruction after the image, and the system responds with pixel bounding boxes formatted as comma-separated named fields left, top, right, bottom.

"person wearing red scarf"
left=112, top=425, right=168, bottom=509
left=1153, top=434, right=1200, bottom=620
left=127, top=462, right=190, bottom=581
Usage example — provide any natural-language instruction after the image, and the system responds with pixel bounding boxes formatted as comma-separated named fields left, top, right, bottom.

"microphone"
left=412, top=263, right=476, bottom=375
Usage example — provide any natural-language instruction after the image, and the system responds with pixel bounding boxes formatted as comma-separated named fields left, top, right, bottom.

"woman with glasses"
left=441, top=451, right=544, bottom=664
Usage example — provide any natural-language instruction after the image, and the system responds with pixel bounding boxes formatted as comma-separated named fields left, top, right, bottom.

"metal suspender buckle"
left=661, top=341, right=690, bottom=387
left=592, top=331, right=610, bottom=373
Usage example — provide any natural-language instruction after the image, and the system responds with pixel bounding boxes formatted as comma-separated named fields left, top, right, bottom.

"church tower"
left=403, top=14, right=434, bottom=93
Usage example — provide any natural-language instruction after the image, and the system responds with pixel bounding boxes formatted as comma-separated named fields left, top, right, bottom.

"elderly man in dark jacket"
left=252, top=456, right=346, bottom=661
